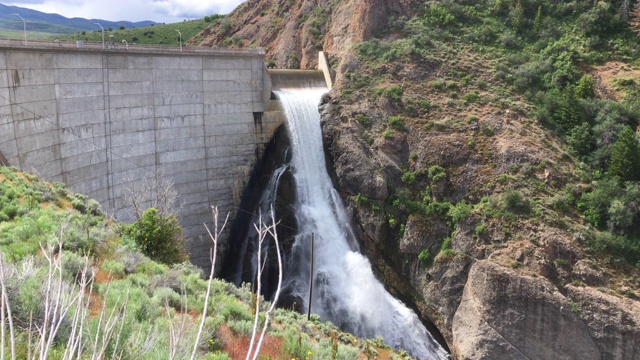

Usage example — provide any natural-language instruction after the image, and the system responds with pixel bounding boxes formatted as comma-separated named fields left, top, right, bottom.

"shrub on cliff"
left=608, top=126, right=640, bottom=182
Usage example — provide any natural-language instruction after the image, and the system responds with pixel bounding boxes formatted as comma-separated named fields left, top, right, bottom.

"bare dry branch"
left=123, top=169, right=182, bottom=221
left=190, top=206, right=229, bottom=360
left=246, top=206, right=283, bottom=360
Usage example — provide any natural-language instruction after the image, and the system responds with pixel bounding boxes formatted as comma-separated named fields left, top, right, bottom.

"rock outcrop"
left=194, top=0, right=418, bottom=86
left=453, top=260, right=599, bottom=359
left=447, top=260, right=640, bottom=359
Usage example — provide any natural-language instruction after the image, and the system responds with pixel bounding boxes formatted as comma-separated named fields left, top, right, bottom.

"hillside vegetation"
left=348, top=0, right=640, bottom=267
left=0, top=3, right=156, bottom=35
left=54, top=20, right=213, bottom=46
left=0, top=166, right=408, bottom=359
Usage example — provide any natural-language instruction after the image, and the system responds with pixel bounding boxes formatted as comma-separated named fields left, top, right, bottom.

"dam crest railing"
left=0, top=37, right=265, bottom=56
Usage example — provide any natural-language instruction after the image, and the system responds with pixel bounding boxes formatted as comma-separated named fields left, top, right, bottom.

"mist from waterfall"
left=275, top=87, right=449, bottom=360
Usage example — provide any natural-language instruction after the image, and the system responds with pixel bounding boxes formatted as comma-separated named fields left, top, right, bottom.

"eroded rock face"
left=566, top=286, right=640, bottom=359
left=452, top=261, right=600, bottom=359
left=196, top=0, right=419, bottom=86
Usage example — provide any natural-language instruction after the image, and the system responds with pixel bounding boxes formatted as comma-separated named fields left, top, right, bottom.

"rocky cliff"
left=197, top=1, right=640, bottom=358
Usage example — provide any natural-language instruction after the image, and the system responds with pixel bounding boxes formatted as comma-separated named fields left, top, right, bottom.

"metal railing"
left=0, top=37, right=265, bottom=56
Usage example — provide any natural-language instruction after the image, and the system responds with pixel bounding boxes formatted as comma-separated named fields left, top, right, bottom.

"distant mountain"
left=0, top=3, right=158, bottom=34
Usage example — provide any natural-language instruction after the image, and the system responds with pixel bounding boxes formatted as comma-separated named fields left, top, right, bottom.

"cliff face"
left=319, top=85, right=640, bottom=359
left=197, top=1, right=640, bottom=358
left=194, top=0, right=417, bottom=80
left=319, top=90, right=640, bottom=358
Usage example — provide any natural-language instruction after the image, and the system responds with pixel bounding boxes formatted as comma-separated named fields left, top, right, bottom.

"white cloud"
left=4, top=0, right=245, bottom=23
left=151, top=0, right=241, bottom=18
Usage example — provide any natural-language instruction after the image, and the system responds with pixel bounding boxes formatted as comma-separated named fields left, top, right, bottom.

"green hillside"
left=349, top=0, right=640, bottom=267
left=0, top=166, right=406, bottom=359
left=0, top=3, right=157, bottom=34
left=53, top=19, right=214, bottom=46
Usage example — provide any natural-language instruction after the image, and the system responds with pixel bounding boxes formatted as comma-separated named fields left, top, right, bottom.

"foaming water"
left=276, top=88, right=449, bottom=360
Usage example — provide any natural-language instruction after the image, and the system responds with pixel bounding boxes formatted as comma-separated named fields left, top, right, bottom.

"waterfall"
left=275, top=87, right=450, bottom=360
left=233, top=164, right=289, bottom=287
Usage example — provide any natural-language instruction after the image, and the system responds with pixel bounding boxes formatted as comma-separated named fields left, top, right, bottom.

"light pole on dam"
left=94, top=22, right=105, bottom=49
left=13, top=14, right=26, bottom=45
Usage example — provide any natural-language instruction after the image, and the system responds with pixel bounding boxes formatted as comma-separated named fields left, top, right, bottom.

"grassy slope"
left=52, top=20, right=211, bottom=46
left=0, top=166, right=408, bottom=359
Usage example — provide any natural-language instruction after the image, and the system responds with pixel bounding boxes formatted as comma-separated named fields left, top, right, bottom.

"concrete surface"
left=0, top=45, right=280, bottom=270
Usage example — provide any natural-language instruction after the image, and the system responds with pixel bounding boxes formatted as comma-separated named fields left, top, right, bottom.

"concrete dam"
left=0, top=42, right=293, bottom=269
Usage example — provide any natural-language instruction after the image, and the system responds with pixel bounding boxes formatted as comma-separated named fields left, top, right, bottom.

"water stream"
left=274, top=87, right=450, bottom=360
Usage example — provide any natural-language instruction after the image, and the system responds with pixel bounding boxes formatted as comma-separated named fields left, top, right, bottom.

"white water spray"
left=276, top=88, right=449, bottom=360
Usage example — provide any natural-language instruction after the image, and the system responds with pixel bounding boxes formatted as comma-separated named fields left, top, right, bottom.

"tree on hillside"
left=123, top=207, right=188, bottom=264
left=122, top=170, right=186, bottom=264
left=608, top=126, right=640, bottom=182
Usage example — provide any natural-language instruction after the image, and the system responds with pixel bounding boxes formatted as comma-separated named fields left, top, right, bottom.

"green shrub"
left=152, top=287, right=182, bottom=310
left=428, top=165, right=446, bottom=182
left=441, top=237, right=452, bottom=251
left=402, top=171, right=416, bottom=185
left=137, top=260, right=168, bottom=275
left=424, top=3, right=455, bottom=27
left=228, top=319, right=253, bottom=335
left=62, top=252, right=91, bottom=282
left=430, top=80, right=446, bottom=90
left=122, top=208, right=188, bottom=265
left=503, top=190, right=530, bottom=213
left=462, top=91, right=481, bottom=103
left=589, top=231, right=640, bottom=265
left=383, top=130, right=394, bottom=139
left=2, top=204, right=18, bottom=220
left=221, top=301, right=251, bottom=322
left=480, top=125, right=494, bottom=136
left=86, top=199, right=103, bottom=216
left=283, top=330, right=314, bottom=359
left=447, top=201, right=473, bottom=226
left=475, top=223, right=487, bottom=236
left=354, top=193, right=369, bottom=205
left=101, top=259, right=126, bottom=277
left=608, top=126, right=640, bottom=182
left=207, top=352, right=231, bottom=360
left=388, top=115, right=407, bottom=131
left=418, top=249, right=431, bottom=268
left=71, top=198, right=86, bottom=213
left=577, top=178, right=622, bottom=229
left=550, top=191, right=573, bottom=213
left=383, top=86, right=403, bottom=104
left=355, top=114, right=371, bottom=126
left=510, top=261, right=523, bottom=268
left=576, top=74, right=595, bottom=98
left=336, top=344, right=360, bottom=360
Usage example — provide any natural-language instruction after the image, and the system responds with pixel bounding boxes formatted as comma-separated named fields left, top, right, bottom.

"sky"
left=3, top=0, right=246, bottom=23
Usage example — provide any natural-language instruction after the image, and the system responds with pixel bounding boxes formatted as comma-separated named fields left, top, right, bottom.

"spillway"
left=271, top=83, right=450, bottom=359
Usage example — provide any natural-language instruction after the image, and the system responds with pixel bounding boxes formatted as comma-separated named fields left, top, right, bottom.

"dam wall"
left=0, top=43, right=280, bottom=269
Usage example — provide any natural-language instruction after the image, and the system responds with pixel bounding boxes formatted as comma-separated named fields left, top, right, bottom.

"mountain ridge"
left=0, top=3, right=157, bottom=34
